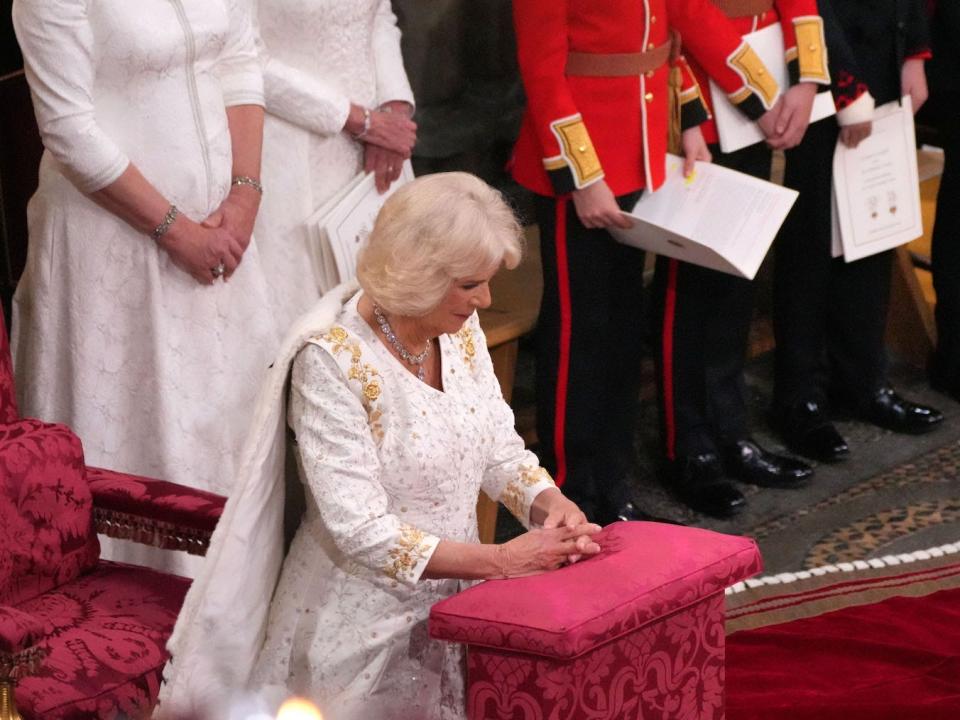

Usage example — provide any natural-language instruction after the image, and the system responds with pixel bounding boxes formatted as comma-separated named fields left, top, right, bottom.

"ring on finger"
left=211, top=260, right=226, bottom=279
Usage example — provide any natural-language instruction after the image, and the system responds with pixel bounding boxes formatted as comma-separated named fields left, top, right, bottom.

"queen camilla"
left=157, top=172, right=601, bottom=720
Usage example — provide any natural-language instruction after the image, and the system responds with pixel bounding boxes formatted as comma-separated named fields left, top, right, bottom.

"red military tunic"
left=511, top=0, right=783, bottom=198
left=688, top=0, right=830, bottom=145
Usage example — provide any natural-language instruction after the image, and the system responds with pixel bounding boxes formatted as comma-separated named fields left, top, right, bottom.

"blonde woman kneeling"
left=158, top=172, right=601, bottom=720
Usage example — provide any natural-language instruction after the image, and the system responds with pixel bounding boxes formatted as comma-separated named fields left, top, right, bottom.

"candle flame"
left=276, top=697, right=324, bottom=720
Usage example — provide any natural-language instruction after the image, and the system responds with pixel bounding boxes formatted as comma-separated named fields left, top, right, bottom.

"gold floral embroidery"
left=385, top=523, right=431, bottom=581
left=456, top=325, right=477, bottom=371
left=500, top=466, right=555, bottom=523
left=318, top=327, right=385, bottom=441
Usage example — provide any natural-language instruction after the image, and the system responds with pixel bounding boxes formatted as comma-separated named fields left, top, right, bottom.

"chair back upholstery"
left=0, top=419, right=100, bottom=605
left=0, top=309, right=18, bottom=423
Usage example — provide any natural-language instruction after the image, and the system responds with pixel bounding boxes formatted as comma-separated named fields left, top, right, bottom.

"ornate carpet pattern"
left=501, top=353, right=960, bottom=576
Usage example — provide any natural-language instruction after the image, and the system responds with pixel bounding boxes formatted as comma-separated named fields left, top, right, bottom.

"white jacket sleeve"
left=289, top=342, right=441, bottom=588
left=371, top=0, right=415, bottom=108
left=217, top=0, right=265, bottom=107
left=12, top=0, right=129, bottom=193
left=456, top=315, right=556, bottom=528
left=250, top=0, right=350, bottom=136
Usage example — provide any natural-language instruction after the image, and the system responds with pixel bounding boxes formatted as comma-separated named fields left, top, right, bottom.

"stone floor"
left=497, top=345, right=960, bottom=575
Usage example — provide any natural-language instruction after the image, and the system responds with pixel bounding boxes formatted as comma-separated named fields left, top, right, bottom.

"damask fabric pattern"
left=0, top=419, right=100, bottom=607
left=12, top=563, right=190, bottom=719
left=0, top=311, right=17, bottom=424
left=86, top=466, right=225, bottom=554
left=250, top=0, right=415, bottom=329
left=466, top=594, right=726, bottom=720
left=11, top=0, right=279, bottom=577
left=430, top=522, right=761, bottom=720
left=0, top=606, right=43, bottom=655
left=249, top=295, right=555, bottom=720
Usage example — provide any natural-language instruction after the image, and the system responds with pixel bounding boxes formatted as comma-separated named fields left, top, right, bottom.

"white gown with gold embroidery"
left=248, top=292, right=555, bottom=719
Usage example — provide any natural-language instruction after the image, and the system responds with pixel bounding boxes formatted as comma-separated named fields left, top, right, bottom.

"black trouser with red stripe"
left=773, top=118, right=891, bottom=407
left=534, top=190, right=644, bottom=518
left=652, top=142, right=772, bottom=461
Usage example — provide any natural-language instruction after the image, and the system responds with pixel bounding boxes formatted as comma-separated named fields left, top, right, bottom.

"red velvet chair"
left=430, top=521, right=762, bottom=720
left=0, top=310, right=225, bottom=720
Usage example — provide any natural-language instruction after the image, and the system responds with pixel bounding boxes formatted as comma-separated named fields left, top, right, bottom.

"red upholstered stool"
left=430, top=521, right=762, bottom=720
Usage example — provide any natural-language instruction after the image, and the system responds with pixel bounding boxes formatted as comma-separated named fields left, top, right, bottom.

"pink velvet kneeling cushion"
left=430, top=522, right=762, bottom=719
left=430, top=521, right=762, bottom=659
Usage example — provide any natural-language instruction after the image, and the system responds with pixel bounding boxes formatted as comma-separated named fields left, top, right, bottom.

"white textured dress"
left=247, top=293, right=556, bottom=719
left=11, top=0, right=279, bottom=574
left=251, top=0, right=415, bottom=330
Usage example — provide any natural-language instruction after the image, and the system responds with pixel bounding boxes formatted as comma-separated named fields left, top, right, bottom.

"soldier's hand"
left=839, top=121, right=872, bottom=149
left=757, top=97, right=784, bottom=143
left=571, top=179, right=633, bottom=230
left=680, top=126, right=711, bottom=177
left=766, top=82, right=818, bottom=150
left=901, top=58, right=928, bottom=114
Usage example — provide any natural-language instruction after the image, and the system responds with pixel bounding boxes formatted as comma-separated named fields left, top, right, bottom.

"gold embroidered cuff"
left=793, top=16, right=830, bottom=83
left=547, top=115, right=604, bottom=189
left=727, top=41, right=779, bottom=109
left=500, top=466, right=557, bottom=527
left=385, top=523, right=438, bottom=585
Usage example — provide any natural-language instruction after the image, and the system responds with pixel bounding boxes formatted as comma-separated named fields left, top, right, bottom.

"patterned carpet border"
left=725, top=541, right=960, bottom=634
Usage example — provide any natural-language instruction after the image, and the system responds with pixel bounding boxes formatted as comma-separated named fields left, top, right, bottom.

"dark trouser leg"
left=932, top=111, right=960, bottom=385
left=653, top=144, right=770, bottom=458
left=827, top=250, right=892, bottom=401
left=534, top=192, right=644, bottom=514
left=774, top=119, right=838, bottom=408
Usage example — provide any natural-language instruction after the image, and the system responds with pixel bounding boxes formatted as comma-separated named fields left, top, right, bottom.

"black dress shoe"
left=859, top=386, right=944, bottom=434
left=603, top=501, right=685, bottom=526
left=770, top=399, right=849, bottom=463
left=721, top=439, right=813, bottom=489
left=671, top=453, right=746, bottom=519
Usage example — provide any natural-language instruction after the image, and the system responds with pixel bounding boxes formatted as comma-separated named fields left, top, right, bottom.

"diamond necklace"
left=373, top=304, right=431, bottom=381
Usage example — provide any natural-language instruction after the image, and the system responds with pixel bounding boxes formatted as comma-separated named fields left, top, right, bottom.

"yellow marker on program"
left=684, top=169, right=697, bottom=186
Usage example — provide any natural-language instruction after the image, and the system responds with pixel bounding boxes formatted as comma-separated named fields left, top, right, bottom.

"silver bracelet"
left=231, top=175, right=263, bottom=194
left=151, top=204, right=179, bottom=241
left=352, top=107, right=372, bottom=139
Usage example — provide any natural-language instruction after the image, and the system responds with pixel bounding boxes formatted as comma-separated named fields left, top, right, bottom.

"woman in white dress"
left=158, top=173, right=602, bottom=719
left=11, top=0, right=279, bottom=574
left=252, top=0, right=417, bottom=330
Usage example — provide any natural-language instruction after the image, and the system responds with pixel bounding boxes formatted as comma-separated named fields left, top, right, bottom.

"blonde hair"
left=356, top=172, right=522, bottom=317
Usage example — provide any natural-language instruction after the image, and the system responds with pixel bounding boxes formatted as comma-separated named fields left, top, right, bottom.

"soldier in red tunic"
left=654, top=1, right=829, bottom=518
left=511, top=0, right=783, bottom=524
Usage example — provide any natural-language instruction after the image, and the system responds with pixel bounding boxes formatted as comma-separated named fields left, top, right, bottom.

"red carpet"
left=725, top=549, right=960, bottom=719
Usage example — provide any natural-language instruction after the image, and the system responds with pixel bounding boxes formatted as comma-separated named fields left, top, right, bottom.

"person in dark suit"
left=926, top=0, right=960, bottom=399
left=771, top=0, right=943, bottom=463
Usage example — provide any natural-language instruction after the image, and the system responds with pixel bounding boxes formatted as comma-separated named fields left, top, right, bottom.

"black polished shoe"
left=859, top=385, right=944, bottom=434
left=671, top=453, right=746, bottom=519
left=721, top=439, right=813, bottom=489
left=770, top=399, right=849, bottom=463
left=605, top=501, right=685, bottom=526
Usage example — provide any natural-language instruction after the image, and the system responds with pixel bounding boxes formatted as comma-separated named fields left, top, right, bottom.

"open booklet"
left=831, top=96, right=922, bottom=262
left=306, top=160, right=415, bottom=293
left=610, top=154, right=798, bottom=280
left=710, top=23, right=835, bottom=154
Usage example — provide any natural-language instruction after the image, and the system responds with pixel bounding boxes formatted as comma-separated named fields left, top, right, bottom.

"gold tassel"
left=667, top=30, right=683, bottom=155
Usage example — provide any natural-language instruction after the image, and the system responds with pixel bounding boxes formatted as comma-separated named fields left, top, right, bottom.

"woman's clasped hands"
left=159, top=183, right=260, bottom=285
left=492, top=488, right=602, bottom=578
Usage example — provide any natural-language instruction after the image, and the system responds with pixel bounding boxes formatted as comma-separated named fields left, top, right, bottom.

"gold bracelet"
left=151, top=205, right=179, bottom=241
left=231, top=175, right=263, bottom=194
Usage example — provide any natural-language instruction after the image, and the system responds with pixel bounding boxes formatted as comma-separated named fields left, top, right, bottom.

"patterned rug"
left=501, top=351, right=960, bottom=576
